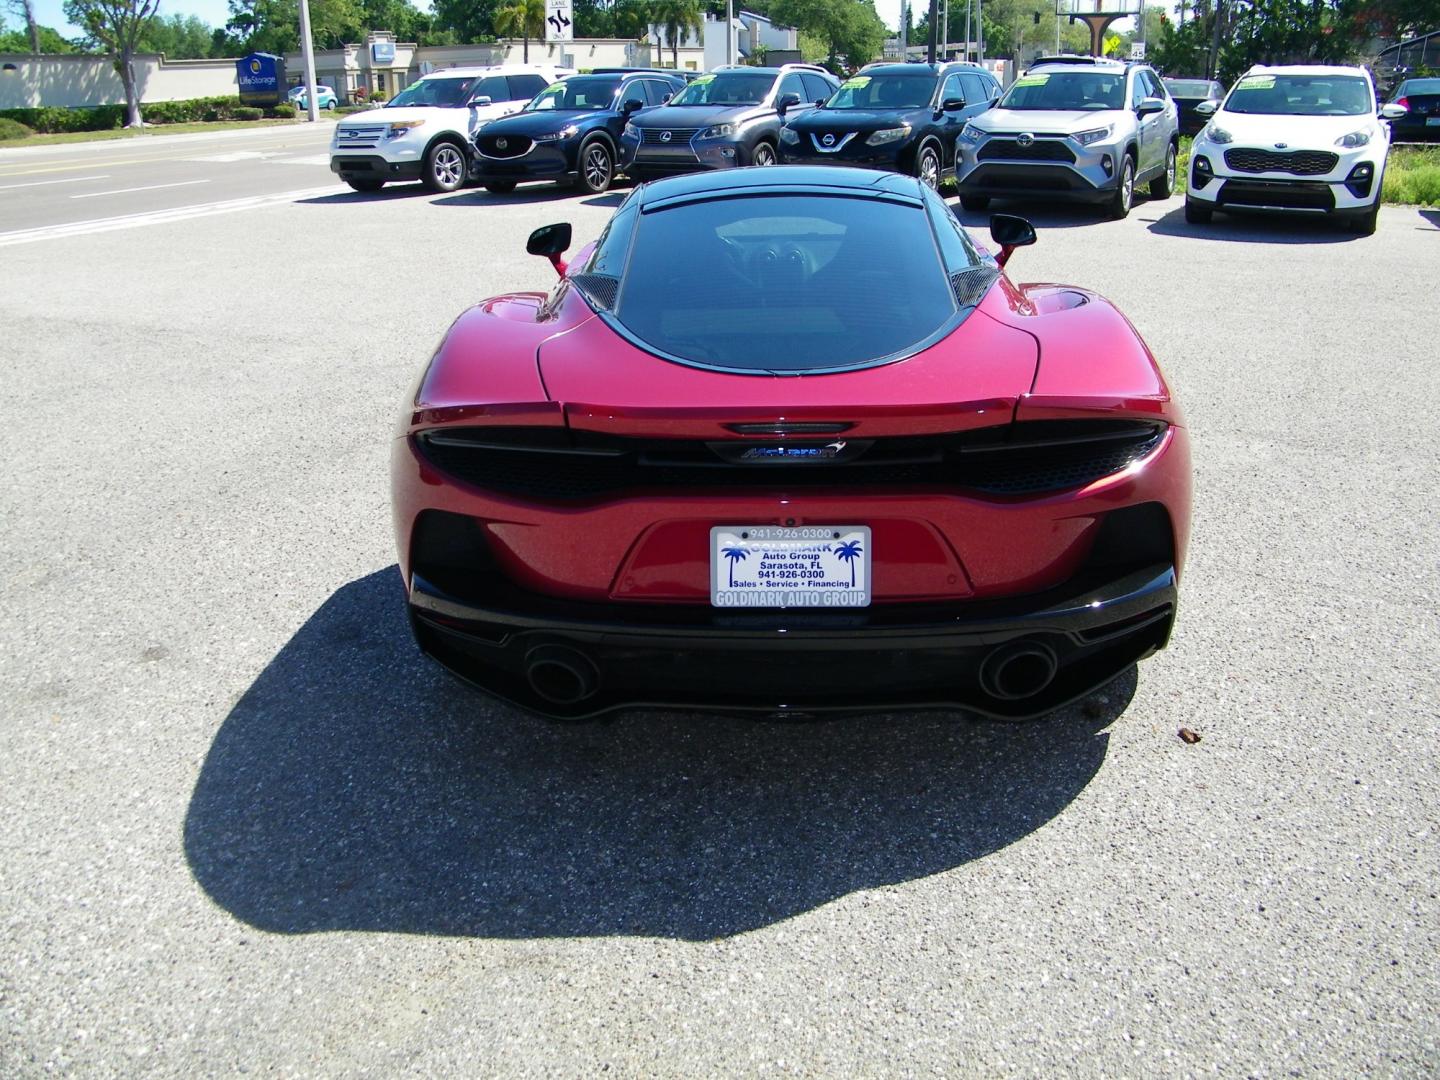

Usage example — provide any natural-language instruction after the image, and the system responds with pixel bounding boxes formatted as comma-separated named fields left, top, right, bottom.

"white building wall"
left=0, top=54, right=238, bottom=110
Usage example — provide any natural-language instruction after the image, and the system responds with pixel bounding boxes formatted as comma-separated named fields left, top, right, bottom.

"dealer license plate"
left=710, top=526, right=871, bottom=608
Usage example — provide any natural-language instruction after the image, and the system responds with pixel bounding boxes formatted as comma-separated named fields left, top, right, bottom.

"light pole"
left=298, top=0, right=320, bottom=121
left=726, top=0, right=735, bottom=66
left=964, top=0, right=971, bottom=61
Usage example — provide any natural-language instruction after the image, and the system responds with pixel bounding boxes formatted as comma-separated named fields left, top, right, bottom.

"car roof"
left=417, top=65, right=571, bottom=79
left=1243, top=63, right=1372, bottom=79
left=635, top=165, right=924, bottom=208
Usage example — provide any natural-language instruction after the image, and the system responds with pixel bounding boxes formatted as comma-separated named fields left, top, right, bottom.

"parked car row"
left=325, top=57, right=1406, bottom=236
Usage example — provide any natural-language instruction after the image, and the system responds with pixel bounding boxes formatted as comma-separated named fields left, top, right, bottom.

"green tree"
left=432, top=0, right=498, bottom=42
left=0, top=21, right=85, bottom=51
left=612, top=0, right=652, bottom=40
left=494, top=0, right=544, bottom=61
left=64, top=0, right=160, bottom=126
left=4, top=0, right=39, bottom=52
left=138, top=13, right=219, bottom=57
left=769, top=0, right=886, bottom=67
left=225, top=0, right=357, bottom=54
left=651, top=0, right=702, bottom=68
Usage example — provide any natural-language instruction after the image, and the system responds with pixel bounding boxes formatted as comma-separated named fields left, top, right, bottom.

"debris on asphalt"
left=1179, top=727, right=1202, bottom=744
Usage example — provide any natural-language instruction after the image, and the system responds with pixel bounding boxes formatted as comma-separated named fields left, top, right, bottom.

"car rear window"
left=609, top=194, right=958, bottom=374
left=1400, top=78, right=1440, bottom=95
left=1165, top=79, right=1214, bottom=97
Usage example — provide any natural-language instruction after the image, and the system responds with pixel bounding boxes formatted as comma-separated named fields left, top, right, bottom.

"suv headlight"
left=779, top=126, right=799, bottom=145
left=959, top=123, right=985, bottom=144
left=1072, top=125, right=1111, bottom=147
left=386, top=120, right=425, bottom=138
left=1335, top=129, right=1371, bottom=148
left=1204, top=124, right=1233, bottom=144
left=534, top=124, right=580, bottom=142
left=866, top=125, right=910, bottom=146
left=698, top=123, right=734, bottom=139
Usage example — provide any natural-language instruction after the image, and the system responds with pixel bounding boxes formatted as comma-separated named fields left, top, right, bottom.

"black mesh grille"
left=641, top=127, right=700, bottom=143
left=415, top=420, right=1166, bottom=501
left=477, top=135, right=533, bottom=158
left=950, top=267, right=998, bottom=308
left=1224, top=148, right=1338, bottom=175
left=978, top=139, right=1076, bottom=163
left=1217, top=179, right=1335, bottom=210
left=569, top=273, right=620, bottom=310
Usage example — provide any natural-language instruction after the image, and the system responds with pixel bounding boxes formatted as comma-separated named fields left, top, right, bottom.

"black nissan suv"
left=473, top=70, right=688, bottom=194
left=618, top=64, right=840, bottom=179
left=778, top=62, right=1001, bottom=188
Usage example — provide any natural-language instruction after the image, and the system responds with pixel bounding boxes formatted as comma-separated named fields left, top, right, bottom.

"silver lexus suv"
left=954, top=56, right=1180, bottom=219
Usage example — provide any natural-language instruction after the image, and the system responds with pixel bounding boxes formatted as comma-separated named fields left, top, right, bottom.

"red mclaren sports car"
left=392, top=166, right=1190, bottom=719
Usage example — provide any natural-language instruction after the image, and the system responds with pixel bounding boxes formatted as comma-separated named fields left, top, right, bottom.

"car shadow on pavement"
left=183, top=568, right=1133, bottom=942
left=1145, top=203, right=1361, bottom=243
left=948, top=196, right=1175, bottom=230
left=1418, top=209, right=1440, bottom=232
left=432, top=183, right=620, bottom=208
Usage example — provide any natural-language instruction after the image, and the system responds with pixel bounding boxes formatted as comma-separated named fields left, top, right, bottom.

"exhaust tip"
left=524, top=645, right=600, bottom=706
left=980, top=641, right=1059, bottom=701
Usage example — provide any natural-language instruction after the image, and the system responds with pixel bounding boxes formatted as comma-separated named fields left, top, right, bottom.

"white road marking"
left=70, top=179, right=212, bottom=199
left=0, top=185, right=340, bottom=247
left=0, top=174, right=110, bottom=191
left=275, top=154, right=331, bottom=166
left=188, top=151, right=277, bottom=163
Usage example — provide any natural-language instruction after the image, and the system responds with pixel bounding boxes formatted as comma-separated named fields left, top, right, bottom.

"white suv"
left=329, top=65, right=573, bottom=193
left=1186, top=64, right=1403, bottom=235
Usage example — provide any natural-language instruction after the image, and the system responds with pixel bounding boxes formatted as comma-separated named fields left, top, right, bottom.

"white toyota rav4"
left=1186, top=64, right=1405, bottom=235
left=329, top=65, right=573, bottom=193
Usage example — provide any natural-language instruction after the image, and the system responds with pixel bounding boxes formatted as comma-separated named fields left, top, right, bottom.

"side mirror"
left=468, top=95, right=493, bottom=108
left=1194, top=99, right=1219, bottom=116
left=1379, top=102, right=1408, bottom=119
left=1136, top=96, right=1166, bottom=117
left=622, top=97, right=645, bottom=114
left=988, top=213, right=1035, bottom=269
left=941, top=96, right=967, bottom=112
left=776, top=91, right=802, bottom=115
left=527, top=222, right=572, bottom=277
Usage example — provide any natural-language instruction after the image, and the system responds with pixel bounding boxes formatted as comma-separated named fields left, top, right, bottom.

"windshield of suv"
left=824, top=73, right=934, bottom=110
left=525, top=76, right=621, bottom=111
left=668, top=72, right=774, bottom=106
left=1165, top=79, right=1216, bottom=98
left=388, top=77, right=475, bottom=108
left=1225, top=74, right=1371, bottom=115
left=610, top=194, right=958, bottom=373
left=999, top=70, right=1125, bottom=110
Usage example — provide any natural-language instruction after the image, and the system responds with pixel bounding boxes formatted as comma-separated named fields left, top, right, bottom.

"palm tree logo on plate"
left=832, top=538, right=864, bottom=587
left=722, top=543, right=748, bottom=587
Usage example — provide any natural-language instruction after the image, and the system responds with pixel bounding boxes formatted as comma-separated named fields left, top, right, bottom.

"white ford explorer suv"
left=329, top=65, right=573, bottom=193
left=1186, top=64, right=1405, bottom=235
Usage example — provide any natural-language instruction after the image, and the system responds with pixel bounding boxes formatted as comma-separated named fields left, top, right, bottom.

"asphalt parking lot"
left=1, top=170, right=1437, bottom=1076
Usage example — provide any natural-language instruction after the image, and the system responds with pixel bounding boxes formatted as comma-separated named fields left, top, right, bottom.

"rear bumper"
left=407, top=562, right=1178, bottom=720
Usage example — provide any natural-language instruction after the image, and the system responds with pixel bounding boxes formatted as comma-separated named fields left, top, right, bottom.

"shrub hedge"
left=0, top=95, right=305, bottom=133
left=0, top=117, right=35, bottom=140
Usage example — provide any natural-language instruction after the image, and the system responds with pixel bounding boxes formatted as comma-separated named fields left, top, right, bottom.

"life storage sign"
left=236, top=52, right=286, bottom=107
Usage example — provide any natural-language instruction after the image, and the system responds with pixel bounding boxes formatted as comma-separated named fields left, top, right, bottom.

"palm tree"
left=650, top=0, right=702, bottom=69
left=494, top=0, right=546, bottom=63
left=722, top=544, right=748, bottom=587
left=832, top=539, right=864, bottom=587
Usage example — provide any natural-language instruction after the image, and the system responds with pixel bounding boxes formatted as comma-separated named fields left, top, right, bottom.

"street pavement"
left=0, top=121, right=338, bottom=237
left=0, top=173, right=1437, bottom=1077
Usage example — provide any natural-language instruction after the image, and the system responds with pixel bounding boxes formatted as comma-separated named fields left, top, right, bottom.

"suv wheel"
left=959, top=194, right=990, bottom=211
left=1151, top=142, right=1177, bottom=199
left=916, top=143, right=941, bottom=190
left=751, top=142, right=776, bottom=167
left=422, top=140, right=467, bottom=193
left=1108, top=154, right=1135, bottom=220
left=577, top=137, right=614, bottom=194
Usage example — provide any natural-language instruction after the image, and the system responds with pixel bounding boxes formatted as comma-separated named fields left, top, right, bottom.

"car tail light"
left=1394, top=96, right=1409, bottom=109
